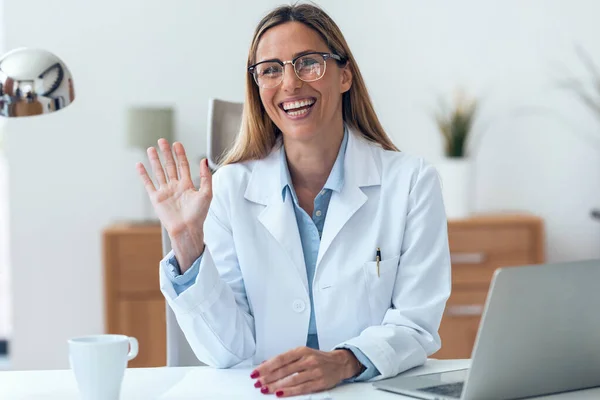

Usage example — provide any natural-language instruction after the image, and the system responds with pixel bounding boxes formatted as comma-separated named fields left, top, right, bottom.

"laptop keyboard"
left=420, top=381, right=464, bottom=398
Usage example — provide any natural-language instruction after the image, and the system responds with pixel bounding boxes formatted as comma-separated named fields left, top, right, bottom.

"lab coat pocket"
left=363, top=255, right=400, bottom=324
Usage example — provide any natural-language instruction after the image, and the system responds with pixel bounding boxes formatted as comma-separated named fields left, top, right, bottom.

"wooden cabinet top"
left=103, top=222, right=162, bottom=235
left=104, top=214, right=543, bottom=234
left=448, top=213, right=543, bottom=228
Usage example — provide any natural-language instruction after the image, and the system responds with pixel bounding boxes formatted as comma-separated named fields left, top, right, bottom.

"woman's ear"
left=340, top=62, right=353, bottom=94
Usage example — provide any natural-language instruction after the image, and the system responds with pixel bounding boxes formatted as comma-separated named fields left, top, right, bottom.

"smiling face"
left=253, top=21, right=352, bottom=145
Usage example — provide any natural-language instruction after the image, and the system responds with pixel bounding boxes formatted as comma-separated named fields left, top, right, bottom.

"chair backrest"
left=206, top=98, right=243, bottom=169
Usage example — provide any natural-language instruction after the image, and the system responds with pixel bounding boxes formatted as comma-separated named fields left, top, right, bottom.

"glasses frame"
left=248, top=52, right=345, bottom=88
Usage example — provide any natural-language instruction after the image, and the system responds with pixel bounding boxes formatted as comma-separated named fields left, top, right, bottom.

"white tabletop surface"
left=1, top=359, right=600, bottom=399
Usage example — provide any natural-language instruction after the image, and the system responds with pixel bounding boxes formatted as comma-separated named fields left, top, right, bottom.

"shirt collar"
left=280, top=126, right=349, bottom=202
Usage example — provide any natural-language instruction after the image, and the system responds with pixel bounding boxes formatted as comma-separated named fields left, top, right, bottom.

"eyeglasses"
left=248, top=52, right=344, bottom=89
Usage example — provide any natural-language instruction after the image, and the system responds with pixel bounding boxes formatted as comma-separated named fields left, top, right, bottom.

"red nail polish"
left=250, top=370, right=260, bottom=379
left=261, top=386, right=269, bottom=394
left=254, top=380, right=262, bottom=388
left=276, top=390, right=284, bottom=397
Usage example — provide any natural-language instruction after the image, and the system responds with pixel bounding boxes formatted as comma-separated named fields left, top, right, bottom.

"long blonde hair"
left=221, top=3, right=398, bottom=166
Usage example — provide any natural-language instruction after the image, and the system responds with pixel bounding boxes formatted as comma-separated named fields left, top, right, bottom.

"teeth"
left=288, top=108, right=310, bottom=117
left=282, top=99, right=315, bottom=111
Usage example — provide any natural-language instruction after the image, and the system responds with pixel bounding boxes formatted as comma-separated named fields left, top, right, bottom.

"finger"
left=172, top=142, right=192, bottom=182
left=199, top=158, right=213, bottom=196
left=275, top=383, right=327, bottom=398
left=158, top=138, right=178, bottom=181
left=271, top=371, right=328, bottom=398
left=135, top=162, right=156, bottom=194
left=147, top=146, right=167, bottom=186
left=265, top=354, right=322, bottom=390
left=253, top=347, right=307, bottom=378
left=259, top=357, right=308, bottom=386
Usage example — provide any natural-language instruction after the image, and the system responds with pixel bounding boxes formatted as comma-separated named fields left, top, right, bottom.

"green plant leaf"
left=434, top=90, right=478, bottom=157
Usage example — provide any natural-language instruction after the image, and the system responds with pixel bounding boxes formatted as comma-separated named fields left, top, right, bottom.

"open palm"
left=136, top=139, right=212, bottom=239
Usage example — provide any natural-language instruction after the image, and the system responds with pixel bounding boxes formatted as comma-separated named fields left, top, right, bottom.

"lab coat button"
left=292, top=300, right=306, bottom=313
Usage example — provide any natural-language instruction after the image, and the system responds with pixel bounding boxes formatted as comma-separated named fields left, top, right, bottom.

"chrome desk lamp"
left=0, top=48, right=75, bottom=118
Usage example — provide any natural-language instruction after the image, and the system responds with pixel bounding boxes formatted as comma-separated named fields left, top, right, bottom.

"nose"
left=281, top=63, right=302, bottom=92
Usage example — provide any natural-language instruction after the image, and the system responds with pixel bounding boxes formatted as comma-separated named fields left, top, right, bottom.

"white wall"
left=3, top=0, right=600, bottom=370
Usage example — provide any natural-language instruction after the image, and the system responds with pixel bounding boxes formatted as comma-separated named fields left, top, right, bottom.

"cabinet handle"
left=451, top=252, right=486, bottom=264
left=446, top=305, right=484, bottom=316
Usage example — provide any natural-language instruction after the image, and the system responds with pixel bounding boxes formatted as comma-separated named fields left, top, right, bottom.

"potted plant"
left=434, top=90, right=478, bottom=219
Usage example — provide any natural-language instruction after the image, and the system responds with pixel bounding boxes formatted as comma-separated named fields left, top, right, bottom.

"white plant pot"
left=436, top=158, right=472, bottom=219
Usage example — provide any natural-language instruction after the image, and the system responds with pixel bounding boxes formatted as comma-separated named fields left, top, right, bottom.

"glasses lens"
left=254, top=62, right=283, bottom=88
left=295, top=55, right=325, bottom=82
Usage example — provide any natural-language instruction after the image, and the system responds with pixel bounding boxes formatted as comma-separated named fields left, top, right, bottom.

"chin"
left=279, top=124, right=320, bottom=142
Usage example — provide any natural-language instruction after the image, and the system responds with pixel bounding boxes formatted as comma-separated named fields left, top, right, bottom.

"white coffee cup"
left=68, top=334, right=138, bottom=400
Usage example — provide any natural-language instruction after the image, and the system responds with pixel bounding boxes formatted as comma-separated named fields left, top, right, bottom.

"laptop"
left=373, top=259, right=600, bottom=400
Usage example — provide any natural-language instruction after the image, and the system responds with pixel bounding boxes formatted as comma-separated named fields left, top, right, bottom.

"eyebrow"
left=293, top=49, right=319, bottom=58
left=256, top=49, right=320, bottom=64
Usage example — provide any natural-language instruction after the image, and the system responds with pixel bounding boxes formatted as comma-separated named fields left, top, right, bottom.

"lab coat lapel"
left=258, top=196, right=309, bottom=293
left=245, top=146, right=309, bottom=294
left=316, top=130, right=381, bottom=267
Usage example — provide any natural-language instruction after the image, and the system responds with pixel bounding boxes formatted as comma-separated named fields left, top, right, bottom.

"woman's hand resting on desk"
left=136, top=139, right=212, bottom=273
left=250, top=347, right=363, bottom=397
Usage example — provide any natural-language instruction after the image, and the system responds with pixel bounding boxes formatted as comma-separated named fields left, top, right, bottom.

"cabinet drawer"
left=436, top=289, right=487, bottom=359
left=437, top=216, right=544, bottom=360
left=437, top=313, right=481, bottom=359
left=451, top=250, right=533, bottom=287
left=115, top=234, right=163, bottom=294
left=116, top=298, right=166, bottom=367
left=449, top=227, right=532, bottom=253
left=446, top=289, right=488, bottom=313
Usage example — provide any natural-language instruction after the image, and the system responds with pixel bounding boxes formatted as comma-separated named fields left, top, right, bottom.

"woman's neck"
left=284, top=124, right=345, bottom=195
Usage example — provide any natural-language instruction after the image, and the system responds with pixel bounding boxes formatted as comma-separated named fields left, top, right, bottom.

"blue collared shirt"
left=165, top=127, right=379, bottom=381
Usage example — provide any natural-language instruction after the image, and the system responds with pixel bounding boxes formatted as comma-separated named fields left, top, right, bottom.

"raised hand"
left=136, top=138, right=212, bottom=272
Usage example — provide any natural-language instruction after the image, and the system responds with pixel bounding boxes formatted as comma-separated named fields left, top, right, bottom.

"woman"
left=137, top=3, right=451, bottom=397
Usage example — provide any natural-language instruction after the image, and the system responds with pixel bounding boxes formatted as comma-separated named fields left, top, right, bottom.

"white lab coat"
left=159, top=128, right=451, bottom=379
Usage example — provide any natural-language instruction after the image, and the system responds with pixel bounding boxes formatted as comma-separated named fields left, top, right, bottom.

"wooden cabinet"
left=435, top=214, right=545, bottom=359
left=103, top=223, right=166, bottom=368
left=102, top=215, right=545, bottom=366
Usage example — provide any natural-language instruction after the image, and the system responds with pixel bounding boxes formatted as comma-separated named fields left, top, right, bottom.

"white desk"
left=1, top=359, right=599, bottom=399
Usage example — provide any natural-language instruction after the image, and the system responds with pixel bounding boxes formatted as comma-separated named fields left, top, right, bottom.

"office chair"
left=206, top=98, right=244, bottom=169
left=163, top=97, right=243, bottom=367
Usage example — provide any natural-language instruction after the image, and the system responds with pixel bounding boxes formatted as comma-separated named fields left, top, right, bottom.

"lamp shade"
left=127, top=107, right=174, bottom=150
left=0, top=48, right=76, bottom=117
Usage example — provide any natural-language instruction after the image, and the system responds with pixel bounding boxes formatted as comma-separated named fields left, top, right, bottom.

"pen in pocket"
left=376, top=247, right=381, bottom=278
